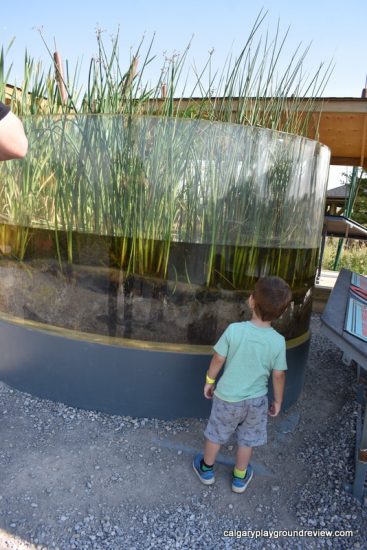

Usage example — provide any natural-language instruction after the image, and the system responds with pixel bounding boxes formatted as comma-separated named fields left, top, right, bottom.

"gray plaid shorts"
left=204, top=394, right=268, bottom=447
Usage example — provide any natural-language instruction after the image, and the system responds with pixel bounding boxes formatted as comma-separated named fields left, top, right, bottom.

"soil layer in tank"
left=0, top=223, right=317, bottom=345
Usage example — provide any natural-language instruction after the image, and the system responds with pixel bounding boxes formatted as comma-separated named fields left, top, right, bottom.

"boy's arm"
left=269, top=369, right=286, bottom=417
left=204, top=352, right=226, bottom=399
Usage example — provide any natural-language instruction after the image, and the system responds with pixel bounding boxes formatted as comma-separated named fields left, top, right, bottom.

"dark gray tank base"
left=0, top=319, right=310, bottom=420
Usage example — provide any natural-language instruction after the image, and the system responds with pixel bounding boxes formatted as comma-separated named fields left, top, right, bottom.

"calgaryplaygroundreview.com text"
left=223, top=529, right=354, bottom=539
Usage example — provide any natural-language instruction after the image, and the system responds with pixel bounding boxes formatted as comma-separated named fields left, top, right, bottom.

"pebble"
left=0, top=316, right=366, bottom=550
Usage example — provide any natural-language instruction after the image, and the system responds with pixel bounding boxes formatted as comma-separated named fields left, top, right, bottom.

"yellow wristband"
left=206, top=372, right=216, bottom=384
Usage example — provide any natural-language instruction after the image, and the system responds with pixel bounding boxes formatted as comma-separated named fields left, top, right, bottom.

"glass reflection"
left=0, top=115, right=330, bottom=344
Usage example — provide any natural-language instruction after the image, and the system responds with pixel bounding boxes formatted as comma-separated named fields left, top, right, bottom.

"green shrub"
left=322, top=238, right=367, bottom=275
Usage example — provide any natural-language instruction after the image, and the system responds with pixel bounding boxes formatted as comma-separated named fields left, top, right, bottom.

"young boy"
left=193, top=276, right=292, bottom=493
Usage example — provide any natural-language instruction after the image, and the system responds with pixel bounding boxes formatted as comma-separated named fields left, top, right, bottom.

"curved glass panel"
left=0, top=115, right=330, bottom=344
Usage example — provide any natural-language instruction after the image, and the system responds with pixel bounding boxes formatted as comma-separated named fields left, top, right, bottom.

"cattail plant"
left=0, top=11, right=331, bottom=290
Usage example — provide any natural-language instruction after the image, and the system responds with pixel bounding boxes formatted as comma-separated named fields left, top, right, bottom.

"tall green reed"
left=0, top=11, right=331, bottom=287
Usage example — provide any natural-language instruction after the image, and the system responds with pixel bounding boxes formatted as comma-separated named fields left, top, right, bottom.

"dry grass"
left=322, top=238, right=367, bottom=275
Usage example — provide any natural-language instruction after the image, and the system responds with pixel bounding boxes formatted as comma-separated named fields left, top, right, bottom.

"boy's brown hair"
left=252, top=276, right=292, bottom=321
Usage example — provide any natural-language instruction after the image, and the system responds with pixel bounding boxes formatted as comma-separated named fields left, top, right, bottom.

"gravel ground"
left=0, top=314, right=366, bottom=550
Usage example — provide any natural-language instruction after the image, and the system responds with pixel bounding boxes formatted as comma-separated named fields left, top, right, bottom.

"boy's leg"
left=193, top=395, right=231, bottom=485
left=193, top=438, right=220, bottom=485
left=235, top=445, right=252, bottom=471
left=204, top=438, right=221, bottom=466
left=193, top=396, right=240, bottom=485
left=231, top=395, right=268, bottom=494
left=232, top=445, right=254, bottom=493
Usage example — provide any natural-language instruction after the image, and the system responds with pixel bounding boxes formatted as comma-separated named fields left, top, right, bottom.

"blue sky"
left=2, top=0, right=366, bottom=97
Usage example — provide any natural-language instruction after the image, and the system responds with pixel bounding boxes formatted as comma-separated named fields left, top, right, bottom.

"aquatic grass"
left=0, top=114, right=328, bottom=288
left=0, top=12, right=331, bottom=287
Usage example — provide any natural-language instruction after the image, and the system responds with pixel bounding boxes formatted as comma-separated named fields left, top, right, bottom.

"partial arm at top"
left=0, top=110, right=28, bottom=161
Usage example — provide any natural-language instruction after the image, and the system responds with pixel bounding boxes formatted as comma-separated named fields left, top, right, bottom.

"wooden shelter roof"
left=326, top=184, right=349, bottom=199
left=323, top=215, right=367, bottom=240
left=310, top=98, right=367, bottom=170
left=167, top=96, right=367, bottom=170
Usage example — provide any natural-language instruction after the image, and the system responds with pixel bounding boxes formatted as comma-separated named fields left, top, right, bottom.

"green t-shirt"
left=213, top=321, right=287, bottom=402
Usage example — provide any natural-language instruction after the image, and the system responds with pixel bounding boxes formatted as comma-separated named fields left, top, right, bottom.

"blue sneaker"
left=232, top=464, right=253, bottom=493
left=192, top=454, right=215, bottom=485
